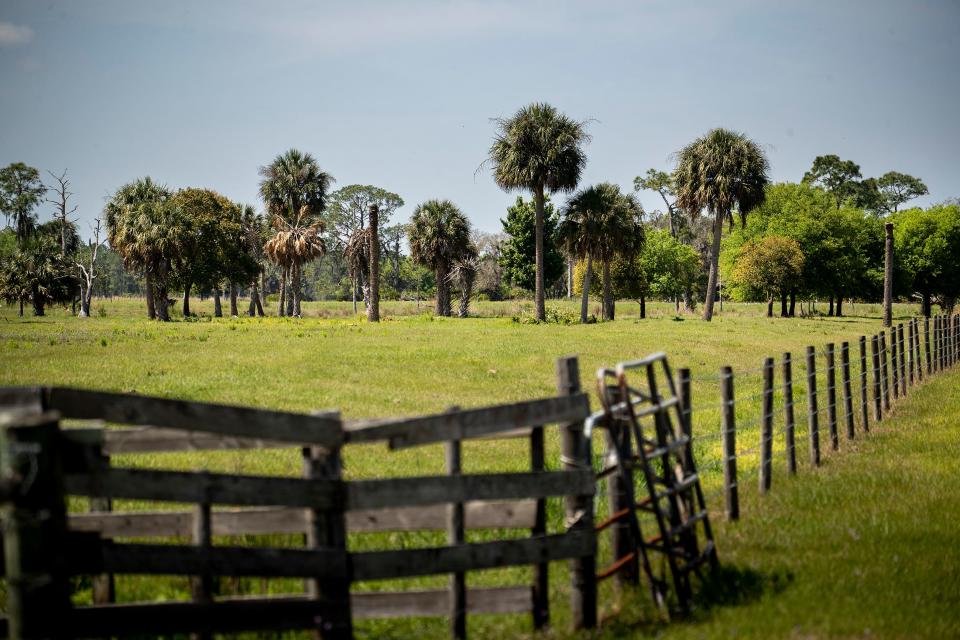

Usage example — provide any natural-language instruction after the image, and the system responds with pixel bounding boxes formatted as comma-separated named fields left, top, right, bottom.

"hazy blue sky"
left=1, top=1, right=958, bottom=239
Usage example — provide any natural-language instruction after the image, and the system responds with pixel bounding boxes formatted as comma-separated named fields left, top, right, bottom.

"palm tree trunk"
left=248, top=279, right=257, bottom=317
left=292, top=263, right=302, bottom=317
left=145, top=272, right=156, bottom=319
left=533, top=186, right=546, bottom=322
left=580, top=254, right=593, bottom=324
left=182, top=282, right=191, bottom=317
left=286, top=265, right=295, bottom=317
left=31, top=285, right=44, bottom=316
left=602, top=259, right=613, bottom=321
left=213, top=287, right=223, bottom=317
left=767, top=293, right=774, bottom=318
left=352, top=275, right=357, bottom=315
left=18, top=298, right=24, bottom=317
left=368, top=204, right=380, bottom=322
left=229, top=282, right=238, bottom=317
left=567, top=257, right=573, bottom=299
left=278, top=266, right=286, bottom=317
left=435, top=266, right=446, bottom=316
left=702, top=216, right=724, bottom=321
left=154, top=263, right=170, bottom=321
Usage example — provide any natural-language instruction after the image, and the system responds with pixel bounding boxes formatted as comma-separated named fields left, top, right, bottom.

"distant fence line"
left=0, top=312, right=956, bottom=639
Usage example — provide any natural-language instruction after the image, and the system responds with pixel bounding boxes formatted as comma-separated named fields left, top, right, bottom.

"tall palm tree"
left=559, top=183, right=644, bottom=323
left=258, top=149, right=333, bottom=317
left=104, top=177, right=180, bottom=320
left=674, top=129, right=769, bottom=321
left=489, top=103, right=589, bottom=321
left=448, top=245, right=480, bottom=318
left=263, top=205, right=325, bottom=317
left=408, top=199, right=472, bottom=317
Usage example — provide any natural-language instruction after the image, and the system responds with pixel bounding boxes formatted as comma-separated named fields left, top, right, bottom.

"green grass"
left=0, top=297, right=953, bottom=638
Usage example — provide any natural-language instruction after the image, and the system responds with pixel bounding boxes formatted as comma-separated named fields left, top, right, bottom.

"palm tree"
left=258, top=149, right=333, bottom=317
left=263, top=205, right=326, bottom=318
left=559, top=183, right=644, bottom=322
left=241, top=205, right=266, bottom=317
left=408, top=199, right=472, bottom=317
left=489, top=103, right=589, bottom=321
left=673, top=128, right=769, bottom=321
left=104, top=177, right=180, bottom=320
left=448, top=245, right=480, bottom=318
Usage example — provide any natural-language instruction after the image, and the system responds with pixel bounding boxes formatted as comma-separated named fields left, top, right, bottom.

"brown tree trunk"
left=368, top=204, right=380, bottom=322
left=293, top=263, right=302, bottom=317
left=18, top=298, right=24, bottom=317
left=31, top=285, right=44, bottom=316
left=213, top=287, right=223, bottom=317
left=602, top=259, right=613, bottom=321
left=640, top=293, right=646, bottom=319
left=789, top=289, right=797, bottom=317
left=702, top=216, right=724, bottom=321
left=780, top=292, right=788, bottom=317
left=767, top=294, right=774, bottom=318
left=828, top=295, right=834, bottom=317
left=533, top=186, right=546, bottom=322
left=182, top=283, right=191, bottom=317
left=278, top=266, right=286, bottom=317
left=921, top=291, right=931, bottom=318
left=883, top=222, right=893, bottom=327
left=153, top=264, right=170, bottom=321
left=835, top=295, right=843, bottom=317
left=145, top=272, right=156, bottom=319
left=435, top=266, right=446, bottom=316
left=286, top=265, right=296, bottom=317
left=229, top=282, right=238, bottom=317
left=580, top=254, right=592, bottom=324
left=248, top=278, right=257, bottom=317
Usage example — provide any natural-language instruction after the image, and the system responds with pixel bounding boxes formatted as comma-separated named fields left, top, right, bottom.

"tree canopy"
left=499, top=195, right=564, bottom=293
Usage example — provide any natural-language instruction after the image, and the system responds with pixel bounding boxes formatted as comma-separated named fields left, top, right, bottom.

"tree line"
left=1, top=102, right=954, bottom=321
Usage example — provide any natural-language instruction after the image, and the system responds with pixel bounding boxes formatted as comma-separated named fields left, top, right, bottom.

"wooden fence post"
left=898, top=324, right=907, bottom=397
left=859, top=337, right=869, bottom=432
left=890, top=329, right=900, bottom=400
left=826, top=343, right=838, bottom=450
left=759, top=357, right=774, bottom=494
left=0, top=411, right=72, bottom=640
left=805, top=346, right=820, bottom=467
left=871, top=335, right=882, bottom=422
left=908, top=321, right=916, bottom=386
left=91, top=453, right=116, bottom=605
left=934, top=316, right=940, bottom=373
left=880, top=331, right=891, bottom=411
left=841, top=342, right=854, bottom=440
left=925, top=316, right=932, bottom=376
left=302, top=434, right=352, bottom=640
left=914, top=319, right=923, bottom=382
left=720, top=366, right=738, bottom=520
left=446, top=438, right=467, bottom=640
left=530, top=423, right=548, bottom=631
left=556, top=356, right=596, bottom=630
left=782, top=353, right=797, bottom=474
left=190, top=494, right=214, bottom=640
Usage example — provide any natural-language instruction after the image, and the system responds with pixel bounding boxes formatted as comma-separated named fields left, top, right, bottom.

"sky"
left=1, top=0, right=958, bottom=240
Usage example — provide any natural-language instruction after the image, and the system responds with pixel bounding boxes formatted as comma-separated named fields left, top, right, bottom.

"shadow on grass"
left=598, top=564, right=792, bottom=638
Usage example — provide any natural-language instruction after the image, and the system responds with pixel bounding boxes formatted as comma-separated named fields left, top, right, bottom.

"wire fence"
left=682, top=314, right=959, bottom=521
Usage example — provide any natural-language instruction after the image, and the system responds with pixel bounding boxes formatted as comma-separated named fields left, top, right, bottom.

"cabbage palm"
left=448, top=245, right=480, bottom=318
left=408, top=199, right=472, bottom=317
left=673, top=128, right=769, bottom=321
left=559, top=183, right=643, bottom=322
left=258, top=149, right=333, bottom=317
left=104, top=177, right=180, bottom=320
left=489, top=103, right=589, bottom=321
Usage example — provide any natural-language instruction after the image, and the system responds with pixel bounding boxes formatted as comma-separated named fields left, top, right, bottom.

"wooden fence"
left=0, top=357, right=597, bottom=639
left=705, top=313, right=958, bottom=520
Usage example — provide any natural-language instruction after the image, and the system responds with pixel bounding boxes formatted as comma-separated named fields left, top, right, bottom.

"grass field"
left=1, top=296, right=955, bottom=638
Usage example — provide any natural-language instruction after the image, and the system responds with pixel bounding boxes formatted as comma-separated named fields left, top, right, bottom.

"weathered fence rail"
left=0, top=356, right=599, bottom=640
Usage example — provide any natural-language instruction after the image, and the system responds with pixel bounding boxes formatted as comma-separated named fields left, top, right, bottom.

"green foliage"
left=802, top=154, right=864, bottom=209
left=640, top=229, right=701, bottom=300
left=721, top=182, right=883, bottom=302
left=257, top=149, right=333, bottom=221
left=489, top=103, right=588, bottom=195
left=877, top=171, right=928, bottom=215
left=559, top=183, right=644, bottom=264
left=0, top=162, right=45, bottom=243
left=499, top=196, right=564, bottom=291
left=0, top=234, right=77, bottom=314
left=730, top=235, right=805, bottom=305
left=326, top=184, right=404, bottom=243
left=892, top=204, right=960, bottom=307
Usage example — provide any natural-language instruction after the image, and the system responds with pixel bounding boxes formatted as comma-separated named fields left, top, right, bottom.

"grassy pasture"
left=0, top=297, right=953, bottom=638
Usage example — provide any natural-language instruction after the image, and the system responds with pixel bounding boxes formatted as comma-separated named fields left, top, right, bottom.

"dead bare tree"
left=46, top=169, right=78, bottom=255
left=77, top=218, right=102, bottom=317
